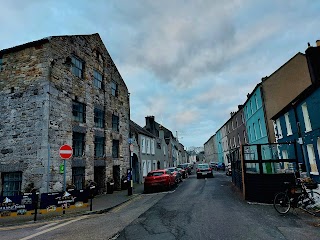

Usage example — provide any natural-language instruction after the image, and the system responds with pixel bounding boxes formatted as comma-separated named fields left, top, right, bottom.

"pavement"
left=0, top=183, right=145, bottom=228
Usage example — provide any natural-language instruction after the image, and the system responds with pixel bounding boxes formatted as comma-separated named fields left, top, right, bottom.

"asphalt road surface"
left=1, top=171, right=319, bottom=240
left=116, top=171, right=320, bottom=240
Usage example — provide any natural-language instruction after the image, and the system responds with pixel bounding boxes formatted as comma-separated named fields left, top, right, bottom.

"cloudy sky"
left=1, top=0, right=319, bottom=148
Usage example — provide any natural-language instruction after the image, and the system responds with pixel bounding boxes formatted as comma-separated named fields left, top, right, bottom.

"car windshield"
left=147, top=172, right=164, bottom=177
left=198, top=164, right=209, bottom=169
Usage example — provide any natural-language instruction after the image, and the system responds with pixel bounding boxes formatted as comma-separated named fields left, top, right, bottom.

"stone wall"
left=0, top=34, right=130, bottom=194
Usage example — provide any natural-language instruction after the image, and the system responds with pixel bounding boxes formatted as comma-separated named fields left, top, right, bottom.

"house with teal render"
left=215, top=128, right=224, bottom=163
left=243, top=83, right=269, bottom=145
left=271, top=43, right=320, bottom=184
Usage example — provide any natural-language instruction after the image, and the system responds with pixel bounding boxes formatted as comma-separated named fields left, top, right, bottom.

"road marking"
left=19, top=215, right=89, bottom=240
left=36, top=222, right=58, bottom=230
left=111, top=195, right=143, bottom=213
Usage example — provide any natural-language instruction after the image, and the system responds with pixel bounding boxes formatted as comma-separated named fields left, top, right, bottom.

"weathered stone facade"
left=0, top=34, right=130, bottom=195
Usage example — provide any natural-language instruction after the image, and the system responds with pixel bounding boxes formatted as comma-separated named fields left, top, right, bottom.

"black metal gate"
left=229, top=143, right=300, bottom=203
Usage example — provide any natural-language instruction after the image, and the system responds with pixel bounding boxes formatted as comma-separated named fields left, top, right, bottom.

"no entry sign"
left=59, top=144, right=73, bottom=159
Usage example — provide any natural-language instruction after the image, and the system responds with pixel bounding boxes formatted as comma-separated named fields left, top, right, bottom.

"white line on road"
left=36, top=222, right=58, bottom=231
left=19, top=215, right=89, bottom=240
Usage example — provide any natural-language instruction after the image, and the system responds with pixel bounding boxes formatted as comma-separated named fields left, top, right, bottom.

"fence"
left=228, top=142, right=300, bottom=203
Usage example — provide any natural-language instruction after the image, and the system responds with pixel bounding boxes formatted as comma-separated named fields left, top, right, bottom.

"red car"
left=144, top=169, right=175, bottom=193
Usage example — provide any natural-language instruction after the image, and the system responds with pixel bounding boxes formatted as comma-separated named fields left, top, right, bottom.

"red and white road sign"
left=59, top=144, right=73, bottom=159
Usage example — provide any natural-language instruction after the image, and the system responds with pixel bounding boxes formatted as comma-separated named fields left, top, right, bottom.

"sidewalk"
left=0, top=183, right=144, bottom=227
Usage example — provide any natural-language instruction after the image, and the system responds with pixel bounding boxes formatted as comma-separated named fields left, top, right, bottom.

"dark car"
left=215, top=162, right=225, bottom=171
left=176, top=167, right=187, bottom=179
left=167, top=167, right=182, bottom=184
left=196, top=163, right=213, bottom=178
left=178, top=163, right=192, bottom=175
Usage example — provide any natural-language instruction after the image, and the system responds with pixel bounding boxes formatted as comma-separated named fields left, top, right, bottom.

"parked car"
left=178, top=163, right=192, bottom=175
left=215, top=162, right=225, bottom=171
left=167, top=167, right=183, bottom=184
left=176, top=167, right=188, bottom=179
left=144, top=169, right=175, bottom=193
left=196, top=163, right=213, bottom=178
left=209, top=162, right=217, bottom=169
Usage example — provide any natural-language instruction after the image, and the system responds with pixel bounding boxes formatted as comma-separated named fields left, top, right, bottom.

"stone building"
left=0, top=33, right=130, bottom=196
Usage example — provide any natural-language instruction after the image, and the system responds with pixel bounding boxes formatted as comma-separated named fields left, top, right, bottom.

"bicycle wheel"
left=306, top=192, right=320, bottom=213
left=274, top=192, right=291, bottom=214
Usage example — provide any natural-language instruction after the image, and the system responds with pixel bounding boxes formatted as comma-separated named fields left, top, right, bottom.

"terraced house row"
left=0, top=33, right=187, bottom=196
left=204, top=40, right=320, bottom=185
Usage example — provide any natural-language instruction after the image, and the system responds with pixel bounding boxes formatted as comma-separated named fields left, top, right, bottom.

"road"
left=0, top=170, right=319, bottom=240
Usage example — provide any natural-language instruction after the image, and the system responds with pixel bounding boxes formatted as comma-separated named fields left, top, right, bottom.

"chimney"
left=145, top=116, right=155, bottom=134
left=316, top=40, right=320, bottom=47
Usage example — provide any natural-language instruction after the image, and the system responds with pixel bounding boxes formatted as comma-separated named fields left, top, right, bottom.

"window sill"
left=305, top=129, right=312, bottom=133
left=287, top=133, right=293, bottom=136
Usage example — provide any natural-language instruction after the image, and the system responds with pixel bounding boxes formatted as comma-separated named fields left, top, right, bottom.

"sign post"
left=128, top=143, right=133, bottom=196
left=59, top=144, right=73, bottom=192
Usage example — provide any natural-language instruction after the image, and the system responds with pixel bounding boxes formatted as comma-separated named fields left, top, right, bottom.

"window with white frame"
left=142, top=160, right=147, bottom=176
left=255, top=94, right=259, bottom=109
left=307, top=144, right=319, bottom=175
left=276, top=118, right=283, bottom=139
left=253, top=123, right=257, bottom=140
left=301, top=103, right=312, bottom=132
left=284, top=112, right=292, bottom=136
left=248, top=126, right=251, bottom=142
left=146, top=138, right=150, bottom=154
left=163, top=144, right=166, bottom=155
left=258, top=119, right=263, bottom=138
left=250, top=101, right=253, bottom=114
left=243, top=131, right=247, bottom=144
left=147, top=160, right=152, bottom=173
left=151, top=139, right=155, bottom=155
left=233, top=137, right=236, bottom=147
left=141, top=137, right=146, bottom=154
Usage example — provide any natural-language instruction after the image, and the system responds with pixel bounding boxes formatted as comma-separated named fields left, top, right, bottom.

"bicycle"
left=273, top=178, right=320, bottom=215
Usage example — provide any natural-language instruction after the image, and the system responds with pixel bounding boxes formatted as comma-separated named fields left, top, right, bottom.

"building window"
left=141, top=137, right=146, bottom=154
left=232, top=121, right=234, bottom=130
left=238, top=134, right=241, bottom=146
left=112, top=140, right=119, bottom=158
left=284, top=112, right=292, bottom=136
left=250, top=101, right=253, bottom=114
left=71, top=56, right=84, bottom=78
left=73, top=101, right=86, bottom=123
left=72, top=167, right=85, bottom=190
left=236, top=119, right=238, bottom=128
left=307, top=144, right=319, bottom=175
left=258, top=119, right=263, bottom=138
left=248, top=126, right=252, bottom=142
left=151, top=139, right=155, bottom=155
left=2, top=172, right=22, bottom=196
left=146, top=138, right=151, bottom=154
left=301, top=103, right=312, bottom=132
left=163, top=144, right=166, bottom=155
left=276, top=118, right=283, bottom=139
left=112, top=114, right=119, bottom=132
left=233, top=137, right=236, bottom=147
left=94, top=136, right=104, bottom=157
left=253, top=123, right=257, bottom=140
left=243, top=131, right=247, bottom=144
left=241, top=114, right=244, bottom=123
left=73, top=132, right=85, bottom=157
left=93, top=70, right=103, bottom=89
left=111, top=82, right=118, bottom=97
left=255, top=94, right=259, bottom=109
left=94, top=108, right=104, bottom=128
